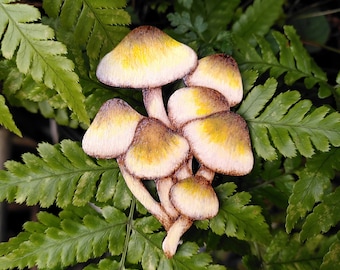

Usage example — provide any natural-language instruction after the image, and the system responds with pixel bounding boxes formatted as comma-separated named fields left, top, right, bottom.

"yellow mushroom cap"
left=167, top=86, right=230, bottom=128
left=96, top=26, right=198, bottom=89
left=182, top=111, right=254, bottom=176
left=124, top=118, right=190, bottom=179
left=82, top=99, right=144, bottom=159
left=184, top=54, right=243, bottom=107
left=170, top=176, right=219, bottom=220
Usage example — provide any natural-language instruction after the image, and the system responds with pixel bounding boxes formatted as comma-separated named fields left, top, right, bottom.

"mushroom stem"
left=156, top=177, right=179, bottom=219
left=174, top=156, right=193, bottom=181
left=117, top=157, right=172, bottom=230
left=142, top=88, right=172, bottom=127
left=162, top=215, right=193, bottom=258
left=195, top=165, right=215, bottom=183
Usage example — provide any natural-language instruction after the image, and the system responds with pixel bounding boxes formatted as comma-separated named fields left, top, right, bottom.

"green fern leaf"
left=321, top=238, right=340, bottom=270
left=0, top=94, right=22, bottom=136
left=234, top=26, right=333, bottom=97
left=238, top=78, right=340, bottom=160
left=0, top=0, right=89, bottom=125
left=0, top=205, right=127, bottom=269
left=0, top=140, right=120, bottom=208
left=286, top=148, right=340, bottom=233
left=264, top=232, right=334, bottom=269
left=43, top=0, right=130, bottom=61
left=231, top=0, right=284, bottom=45
left=210, top=182, right=271, bottom=245
left=300, top=187, right=340, bottom=241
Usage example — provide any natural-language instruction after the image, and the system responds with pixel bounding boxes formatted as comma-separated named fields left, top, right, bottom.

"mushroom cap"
left=82, top=99, right=144, bottom=159
left=96, top=26, right=198, bottom=89
left=124, top=117, right=190, bottom=179
left=182, top=111, right=254, bottom=176
left=170, top=176, right=219, bottom=220
left=184, top=54, right=243, bottom=107
left=167, top=86, right=230, bottom=128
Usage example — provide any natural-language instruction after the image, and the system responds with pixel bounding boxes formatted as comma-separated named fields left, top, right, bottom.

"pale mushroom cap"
left=170, top=176, right=219, bottom=220
left=184, top=54, right=243, bottom=107
left=124, top=118, right=190, bottom=179
left=82, top=99, right=143, bottom=159
left=96, top=26, right=198, bottom=88
left=167, top=86, right=229, bottom=128
left=182, top=111, right=254, bottom=175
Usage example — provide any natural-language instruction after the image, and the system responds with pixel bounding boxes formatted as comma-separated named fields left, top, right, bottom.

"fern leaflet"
left=0, top=0, right=89, bottom=125
left=0, top=140, right=122, bottom=208
left=286, top=148, right=340, bottom=233
left=238, top=78, right=340, bottom=160
left=0, top=94, right=21, bottom=136
left=234, top=26, right=333, bottom=98
left=0, top=206, right=127, bottom=269
left=232, top=0, right=284, bottom=45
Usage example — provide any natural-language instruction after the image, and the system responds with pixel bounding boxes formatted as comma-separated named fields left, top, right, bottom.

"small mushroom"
left=82, top=99, right=173, bottom=229
left=162, top=175, right=219, bottom=258
left=82, top=98, right=143, bottom=159
left=167, top=86, right=230, bottom=129
left=124, top=117, right=190, bottom=179
left=182, top=111, right=254, bottom=176
left=184, top=54, right=243, bottom=107
left=170, top=176, right=219, bottom=220
left=96, top=25, right=198, bottom=126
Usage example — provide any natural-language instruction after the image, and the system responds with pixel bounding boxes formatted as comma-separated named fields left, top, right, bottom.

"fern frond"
left=0, top=140, right=121, bottom=208
left=0, top=0, right=89, bottom=125
left=321, top=239, right=340, bottom=269
left=300, top=187, right=340, bottom=241
left=231, top=0, right=284, bottom=45
left=234, top=25, right=333, bottom=98
left=286, top=148, right=340, bottom=233
left=263, top=231, right=335, bottom=269
left=0, top=94, right=21, bottom=136
left=43, top=0, right=130, bottom=62
left=238, top=78, right=340, bottom=160
left=210, top=182, right=271, bottom=245
left=0, top=206, right=127, bottom=269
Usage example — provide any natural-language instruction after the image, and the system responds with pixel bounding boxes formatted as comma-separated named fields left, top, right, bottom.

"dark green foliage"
left=0, top=0, right=339, bottom=269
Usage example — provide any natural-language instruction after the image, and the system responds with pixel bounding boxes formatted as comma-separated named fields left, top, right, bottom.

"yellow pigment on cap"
left=96, top=26, right=198, bottom=89
left=170, top=176, right=219, bottom=220
left=185, top=54, right=243, bottom=107
left=82, top=99, right=143, bottom=159
left=124, top=118, right=189, bottom=179
left=168, top=86, right=230, bottom=128
left=182, top=111, right=254, bottom=176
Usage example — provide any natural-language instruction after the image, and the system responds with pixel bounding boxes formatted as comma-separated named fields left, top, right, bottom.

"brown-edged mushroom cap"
left=184, top=54, right=243, bottom=107
left=82, top=99, right=144, bottom=159
left=124, top=117, right=190, bottom=179
left=182, top=111, right=254, bottom=176
left=96, top=26, right=198, bottom=89
left=170, top=176, right=219, bottom=220
left=167, top=86, right=229, bottom=129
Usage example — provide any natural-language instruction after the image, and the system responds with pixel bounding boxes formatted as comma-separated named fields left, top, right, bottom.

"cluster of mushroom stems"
left=82, top=26, right=254, bottom=258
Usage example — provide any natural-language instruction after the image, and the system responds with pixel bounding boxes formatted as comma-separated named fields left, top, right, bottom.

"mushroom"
left=96, top=25, right=198, bottom=127
left=182, top=111, right=254, bottom=176
left=124, top=117, right=190, bottom=179
left=167, top=86, right=230, bottom=129
left=123, top=117, right=190, bottom=220
left=184, top=54, right=243, bottom=107
left=82, top=98, right=144, bottom=159
left=82, top=99, right=173, bottom=229
left=162, top=175, right=219, bottom=258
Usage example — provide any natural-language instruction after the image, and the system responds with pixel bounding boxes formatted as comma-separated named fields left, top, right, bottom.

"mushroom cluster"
left=82, top=26, right=254, bottom=258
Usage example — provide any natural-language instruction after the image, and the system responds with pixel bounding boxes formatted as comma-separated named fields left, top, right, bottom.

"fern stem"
left=119, top=197, right=136, bottom=270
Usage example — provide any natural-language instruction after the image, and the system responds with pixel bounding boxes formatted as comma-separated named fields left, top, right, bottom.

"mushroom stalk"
left=156, top=177, right=179, bottom=219
left=142, top=88, right=172, bottom=127
left=162, top=215, right=193, bottom=258
left=117, top=157, right=172, bottom=230
left=195, top=165, right=215, bottom=183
